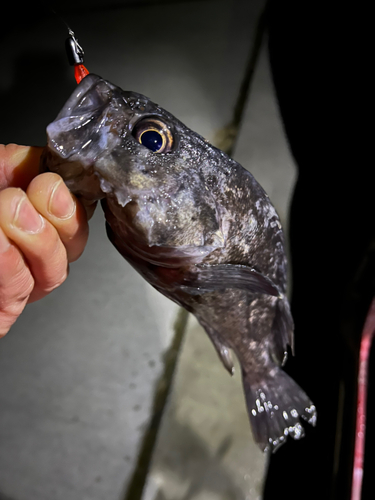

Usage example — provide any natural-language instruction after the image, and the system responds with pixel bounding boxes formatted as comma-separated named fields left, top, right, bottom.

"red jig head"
left=65, top=29, right=89, bottom=84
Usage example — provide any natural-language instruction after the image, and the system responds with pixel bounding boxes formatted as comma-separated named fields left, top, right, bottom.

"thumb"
left=0, top=144, right=44, bottom=191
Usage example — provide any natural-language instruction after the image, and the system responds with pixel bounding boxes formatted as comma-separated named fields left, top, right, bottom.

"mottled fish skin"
left=41, top=74, right=316, bottom=452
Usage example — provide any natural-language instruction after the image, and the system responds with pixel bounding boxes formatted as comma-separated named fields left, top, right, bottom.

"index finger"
left=0, top=144, right=43, bottom=191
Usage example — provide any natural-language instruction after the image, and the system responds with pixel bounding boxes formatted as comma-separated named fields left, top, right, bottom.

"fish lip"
left=55, top=74, right=106, bottom=120
left=46, top=74, right=123, bottom=160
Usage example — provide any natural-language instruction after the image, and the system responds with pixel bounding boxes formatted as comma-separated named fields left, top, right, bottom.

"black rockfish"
left=40, top=74, right=316, bottom=452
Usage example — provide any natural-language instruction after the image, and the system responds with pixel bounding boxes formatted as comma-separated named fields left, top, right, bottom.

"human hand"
left=0, top=144, right=91, bottom=338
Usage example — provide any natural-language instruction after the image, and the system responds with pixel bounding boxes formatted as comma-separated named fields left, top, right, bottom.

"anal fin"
left=200, top=321, right=234, bottom=375
left=216, top=344, right=234, bottom=376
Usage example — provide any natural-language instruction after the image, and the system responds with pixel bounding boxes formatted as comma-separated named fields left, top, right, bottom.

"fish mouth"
left=46, top=74, right=124, bottom=160
left=55, top=74, right=110, bottom=120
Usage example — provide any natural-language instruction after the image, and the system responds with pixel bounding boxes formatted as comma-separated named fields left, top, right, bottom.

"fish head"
left=41, top=74, right=225, bottom=256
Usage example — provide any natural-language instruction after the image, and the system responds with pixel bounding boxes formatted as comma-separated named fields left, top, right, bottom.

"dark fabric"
left=264, top=1, right=373, bottom=498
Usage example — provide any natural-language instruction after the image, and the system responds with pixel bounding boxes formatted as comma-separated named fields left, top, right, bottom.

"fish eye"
left=132, top=118, right=173, bottom=153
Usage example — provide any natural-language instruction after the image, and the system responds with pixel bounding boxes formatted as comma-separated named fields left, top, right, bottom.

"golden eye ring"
left=132, top=118, right=174, bottom=153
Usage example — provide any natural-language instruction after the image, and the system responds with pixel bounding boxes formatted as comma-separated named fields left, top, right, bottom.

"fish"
left=40, top=73, right=317, bottom=452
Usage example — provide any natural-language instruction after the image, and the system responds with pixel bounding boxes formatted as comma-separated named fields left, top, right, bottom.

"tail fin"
left=242, top=366, right=317, bottom=452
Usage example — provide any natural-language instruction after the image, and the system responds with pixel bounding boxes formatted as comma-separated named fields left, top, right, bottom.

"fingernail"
left=0, top=228, right=11, bottom=254
left=13, top=195, right=44, bottom=234
left=49, top=180, right=75, bottom=219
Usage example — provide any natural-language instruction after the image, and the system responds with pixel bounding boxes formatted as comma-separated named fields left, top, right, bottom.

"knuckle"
left=26, top=228, right=68, bottom=295
left=0, top=326, right=10, bottom=339
left=0, top=266, right=34, bottom=309
left=43, top=267, right=68, bottom=294
left=0, top=313, right=11, bottom=338
left=0, top=311, right=23, bottom=337
left=0, top=299, right=27, bottom=337
left=68, top=246, right=84, bottom=263
left=0, top=284, right=31, bottom=336
left=67, top=229, right=89, bottom=263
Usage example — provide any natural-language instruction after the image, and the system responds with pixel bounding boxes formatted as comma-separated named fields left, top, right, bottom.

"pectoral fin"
left=183, top=264, right=281, bottom=297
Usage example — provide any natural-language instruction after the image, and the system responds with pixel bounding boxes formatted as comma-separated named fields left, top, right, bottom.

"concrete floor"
left=0, top=1, right=297, bottom=499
